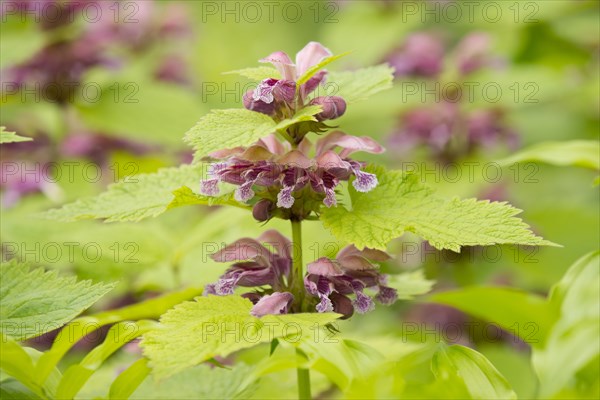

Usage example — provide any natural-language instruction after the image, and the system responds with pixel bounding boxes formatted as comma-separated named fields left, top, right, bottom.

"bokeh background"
left=1, top=1, right=599, bottom=398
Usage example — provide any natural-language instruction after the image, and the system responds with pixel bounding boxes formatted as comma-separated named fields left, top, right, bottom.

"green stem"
left=296, top=348, right=312, bottom=400
left=291, top=220, right=311, bottom=399
left=291, top=219, right=304, bottom=307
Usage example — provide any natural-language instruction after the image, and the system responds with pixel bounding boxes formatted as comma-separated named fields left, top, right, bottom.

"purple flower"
left=205, top=230, right=292, bottom=296
left=260, top=42, right=332, bottom=99
left=1, top=162, right=62, bottom=208
left=454, top=32, right=503, bottom=76
left=199, top=131, right=384, bottom=213
left=304, top=245, right=396, bottom=318
left=384, top=33, right=444, bottom=78
left=250, top=292, right=294, bottom=317
left=242, top=42, right=333, bottom=116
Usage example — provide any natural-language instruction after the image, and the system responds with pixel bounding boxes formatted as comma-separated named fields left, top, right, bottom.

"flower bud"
left=243, top=90, right=276, bottom=115
left=252, top=199, right=274, bottom=222
left=310, top=96, right=346, bottom=121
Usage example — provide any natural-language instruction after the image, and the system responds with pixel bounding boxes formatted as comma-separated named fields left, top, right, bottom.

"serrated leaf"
left=327, top=64, right=394, bottom=104
left=167, top=185, right=247, bottom=209
left=386, top=270, right=435, bottom=300
left=223, top=66, right=280, bottom=81
left=140, top=295, right=340, bottom=379
left=498, top=140, right=600, bottom=170
left=40, top=164, right=232, bottom=223
left=0, top=261, right=114, bottom=341
left=296, top=51, right=351, bottom=86
left=321, top=165, right=555, bottom=251
left=428, top=286, right=557, bottom=347
left=0, top=127, right=32, bottom=144
left=184, top=109, right=277, bottom=161
left=432, top=345, right=517, bottom=399
left=33, top=287, right=202, bottom=388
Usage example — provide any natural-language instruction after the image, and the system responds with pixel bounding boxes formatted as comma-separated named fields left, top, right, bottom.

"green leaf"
left=40, top=164, right=231, bottom=222
left=296, top=51, right=351, bottom=86
left=498, top=140, right=600, bottom=170
left=0, top=261, right=114, bottom=341
left=386, top=270, right=435, bottom=300
left=321, top=165, right=555, bottom=251
left=298, top=338, right=384, bottom=390
left=223, top=67, right=280, bottom=81
left=0, top=380, right=42, bottom=400
left=140, top=295, right=340, bottom=379
left=184, top=109, right=276, bottom=161
left=55, top=320, right=157, bottom=400
left=131, top=363, right=257, bottom=400
left=109, top=358, right=151, bottom=400
left=0, top=127, right=32, bottom=144
left=0, top=335, right=42, bottom=398
left=428, top=286, right=557, bottom=347
left=432, top=345, right=517, bottom=400
left=0, top=334, right=61, bottom=399
left=33, top=287, right=202, bottom=388
left=327, top=64, right=394, bottom=104
left=533, top=251, right=600, bottom=398
left=167, top=186, right=247, bottom=210
left=274, top=105, right=322, bottom=131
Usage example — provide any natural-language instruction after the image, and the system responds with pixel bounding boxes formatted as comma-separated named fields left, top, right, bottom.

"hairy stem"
left=291, top=220, right=311, bottom=399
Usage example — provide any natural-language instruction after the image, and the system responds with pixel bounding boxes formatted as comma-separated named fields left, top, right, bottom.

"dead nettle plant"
left=42, top=42, right=555, bottom=398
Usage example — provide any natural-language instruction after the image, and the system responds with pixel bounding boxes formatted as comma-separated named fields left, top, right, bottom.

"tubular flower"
left=205, top=230, right=296, bottom=317
left=304, top=245, right=397, bottom=318
left=205, top=232, right=397, bottom=318
left=243, top=42, right=341, bottom=119
left=199, top=131, right=384, bottom=214
left=204, top=230, right=292, bottom=296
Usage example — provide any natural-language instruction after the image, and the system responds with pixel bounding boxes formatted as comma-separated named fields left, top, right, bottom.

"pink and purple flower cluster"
left=205, top=231, right=398, bottom=318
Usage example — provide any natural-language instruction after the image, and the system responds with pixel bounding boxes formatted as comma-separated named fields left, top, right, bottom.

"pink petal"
left=277, top=150, right=313, bottom=169
left=295, top=42, right=332, bottom=76
left=259, top=230, right=292, bottom=258
left=238, top=145, right=274, bottom=161
left=210, top=238, right=271, bottom=263
left=297, top=137, right=312, bottom=156
left=317, top=131, right=385, bottom=157
left=352, top=168, right=378, bottom=193
left=208, top=147, right=245, bottom=159
left=258, top=134, right=288, bottom=155
left=251, top=292, right=294, bottom=317
left=276, top=186, right=295, bottom=208
left=307, top=257, right=344, bottom=276
left=316, top=150, right=349, bottom=170
left=301, top=70, right=327, bottom=100
left=337, top=245, right=391, bottom=262
left=338, top=255, right=377, bottom=271
left=199, top=179, right=220, bottom=196
left=259, top=51, right=296, bottom=81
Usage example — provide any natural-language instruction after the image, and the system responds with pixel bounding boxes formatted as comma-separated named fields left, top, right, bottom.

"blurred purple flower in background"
left=386, top=32, right=517, bottom=161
